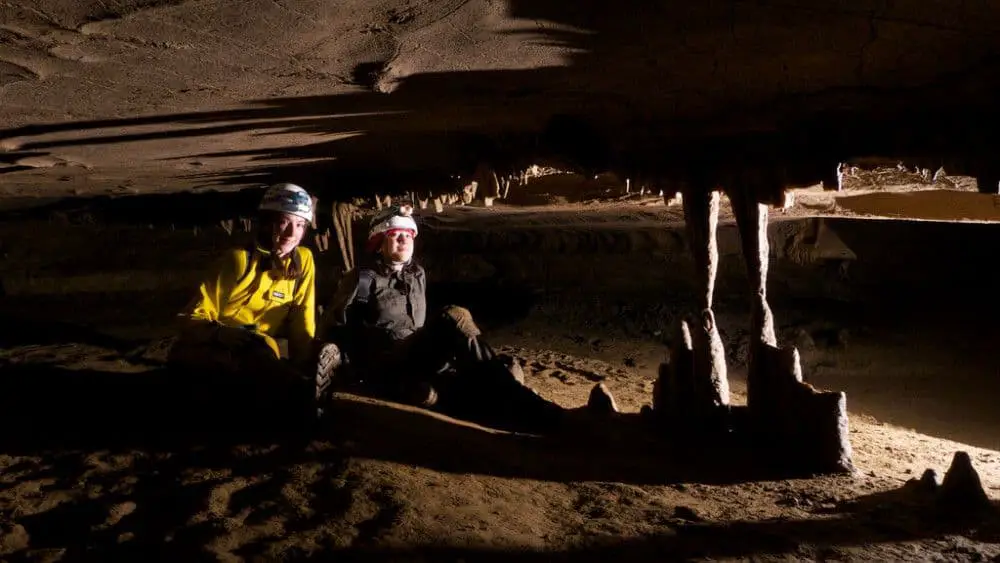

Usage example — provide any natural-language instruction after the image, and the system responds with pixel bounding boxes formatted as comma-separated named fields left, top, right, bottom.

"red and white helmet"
left=367, top=204, right=418, bottom=252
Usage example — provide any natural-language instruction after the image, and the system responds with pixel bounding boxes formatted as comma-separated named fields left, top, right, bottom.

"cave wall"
left=2, top=212, right=997, bottom=334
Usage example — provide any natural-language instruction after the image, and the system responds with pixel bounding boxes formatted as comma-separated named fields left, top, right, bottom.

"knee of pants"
left=167, top=336, right=280, bottom=376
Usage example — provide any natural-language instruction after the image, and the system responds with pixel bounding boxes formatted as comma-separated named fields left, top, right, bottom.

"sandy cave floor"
left=3, top=0, right=1000, bottom=557
left=2, top=198, right=1000, bottom=562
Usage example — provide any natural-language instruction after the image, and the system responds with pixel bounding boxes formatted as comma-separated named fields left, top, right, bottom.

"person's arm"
left=411, top=264, right=427, bottom=330
left=319, top=269, right=366, bottom=338
left=287, top=247, right=317, bottom=366
left=175, top=249, right=246, bottom=342
left=319, top=268, right=388, bottom=354
left=343, top=269, right=376, bottom=330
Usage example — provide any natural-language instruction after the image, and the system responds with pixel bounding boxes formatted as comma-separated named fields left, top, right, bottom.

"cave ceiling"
left=0, top=0, right=998, bottom=197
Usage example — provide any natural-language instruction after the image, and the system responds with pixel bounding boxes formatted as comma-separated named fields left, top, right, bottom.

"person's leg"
left=167, top=334, right=316, bottom=424
left=400, top=305, right=494, bottom=380
left=418, top=306, right=614, bottom=434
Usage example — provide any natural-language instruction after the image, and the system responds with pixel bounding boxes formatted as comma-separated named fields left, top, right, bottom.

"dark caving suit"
left=320, top=257, right=566, bottom=435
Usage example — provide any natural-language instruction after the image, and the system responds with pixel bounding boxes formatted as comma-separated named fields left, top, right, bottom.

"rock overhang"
left=1, top=0, right=999, bottom=199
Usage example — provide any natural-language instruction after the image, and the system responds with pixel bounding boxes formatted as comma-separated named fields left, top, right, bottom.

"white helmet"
left=366, top=203, right=419, bottom=252
left=258, top=183, right=314, bottom=223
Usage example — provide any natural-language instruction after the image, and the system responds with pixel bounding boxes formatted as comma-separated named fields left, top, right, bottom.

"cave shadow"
left=2, top=352, right=998, bottom=563
left=0, top=165, right=34, bottom=175
left=255, top=471, right=1000, bottom=561
left=425, top=280, right=540, bottom=330
left=8, top=437, right=1000, bottom=563
left=0, top=364, right=321, bottom=453
left=0, top=361, right=846, bottom=487
left=2, top=408, right=356, bottom=563
left=0, top=151, right=47, bottom=175
left=323, top=391, right=857, bottom=486
left=0, top=313, right=145, bottom=352
left=313, top=502, right=1000, bottom=562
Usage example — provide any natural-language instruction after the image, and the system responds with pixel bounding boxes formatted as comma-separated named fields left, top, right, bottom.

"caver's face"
left=272, top=212, right=307, bottom=257
left=381, top=229, right=415, bottom=262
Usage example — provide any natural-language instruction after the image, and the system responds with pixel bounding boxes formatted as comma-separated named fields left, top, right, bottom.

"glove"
left=440, top=305, right=481, bottom=338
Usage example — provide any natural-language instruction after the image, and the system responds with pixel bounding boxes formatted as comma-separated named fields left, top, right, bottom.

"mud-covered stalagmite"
left=938, top=451, right=993, bottom=513
left=748, top=344, right=854, bottom=473
left=654, top=318, right=729, bottom=426
left=728, top=177, right=854, bottom=474
left=674, top=184, right=729, bottom=409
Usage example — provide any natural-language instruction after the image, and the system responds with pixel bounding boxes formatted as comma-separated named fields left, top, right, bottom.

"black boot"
left=314, top=342, right=342, bottom=419
left=440, top=358, right=564, bottom=434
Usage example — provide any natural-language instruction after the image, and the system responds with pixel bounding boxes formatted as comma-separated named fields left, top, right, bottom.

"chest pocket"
left=371, top=276, right=413, bottom=325
left=266, top=281, right=296, bottom=307
left=372, top=286, right=403, bottom=317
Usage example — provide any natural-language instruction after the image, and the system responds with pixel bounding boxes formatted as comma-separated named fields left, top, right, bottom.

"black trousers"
left=356, top=306, right=565, bottom=434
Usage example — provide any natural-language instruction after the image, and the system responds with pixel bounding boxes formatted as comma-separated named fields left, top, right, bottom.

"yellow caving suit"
left=169, top=245, right=316, bottom=373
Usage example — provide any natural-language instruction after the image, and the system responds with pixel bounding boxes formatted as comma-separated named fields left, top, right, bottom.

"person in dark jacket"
left=318, top=204, right=617, bottom=434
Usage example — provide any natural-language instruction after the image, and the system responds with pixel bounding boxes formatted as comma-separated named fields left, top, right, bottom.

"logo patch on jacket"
left=272, top=290, right=286, bottom=299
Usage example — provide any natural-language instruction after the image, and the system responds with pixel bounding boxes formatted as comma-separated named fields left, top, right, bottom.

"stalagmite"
left=654, top=319, right=728, bottom=424
left=729, top=177, right=853, bottom=474
left=938, top=451, right=992, bottom=512
left=905, top=451, right=994, bottom=517
left=333, top=202, right=355, bottom=274
left=747, top=344, right=854, bottom=473
left=473, top=161, right=501, bottom=200
left=588, top=383, right=619, bottom=414
left=432, top=196, right=444, bottom=213
left=679, top=184, right=729, bottom=407
left=652, top=166, right=855, bottom=476
left=220, top=219, right=234, bottom=236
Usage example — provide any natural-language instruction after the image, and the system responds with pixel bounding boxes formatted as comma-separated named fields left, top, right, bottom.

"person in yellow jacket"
left=168, top=183, right=340, bottom=419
